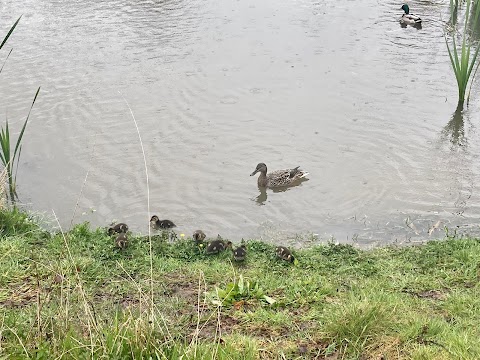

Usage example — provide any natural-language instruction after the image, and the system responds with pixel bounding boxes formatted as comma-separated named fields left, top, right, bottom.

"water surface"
left=1, top=0, right=480, bottom=247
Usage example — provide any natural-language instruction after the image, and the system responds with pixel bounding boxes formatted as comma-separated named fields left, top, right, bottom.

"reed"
left=444, top=0, right=480, bottom=105
left=0, top=88, right=40, bottom=202
left=0, top=16, right=40, bottom=202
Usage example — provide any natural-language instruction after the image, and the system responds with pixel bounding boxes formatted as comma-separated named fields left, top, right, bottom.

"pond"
left=1, top=0, right=480, bottom=247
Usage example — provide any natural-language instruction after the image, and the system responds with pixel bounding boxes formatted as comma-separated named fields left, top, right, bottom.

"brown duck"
left=276, top=246, right=295, bottom=263
left=193, top=230, right=206, bottom=244
left=115, top=233, right=128, bottom=249
left=232, top=244, right=247, bottom=261
left=108, top=223, right=129, bottom=235
left=250, top=163, right=309, bottom=188
left=206, top=235, right=232, bottom=254
left=150, top=215, right=176, bottom=229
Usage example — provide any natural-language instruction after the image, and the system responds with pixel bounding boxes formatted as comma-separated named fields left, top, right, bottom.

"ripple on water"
left=3, top=0, right=480, bottom=244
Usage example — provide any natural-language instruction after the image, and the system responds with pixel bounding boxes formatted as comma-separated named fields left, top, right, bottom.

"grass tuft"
left=1, top=208, right=480, bottom=359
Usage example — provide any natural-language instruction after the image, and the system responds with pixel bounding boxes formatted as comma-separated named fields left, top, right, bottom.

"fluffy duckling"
left=115, top=233, right=128, bottom=249
left=150, top=215, right=176, bottom=229
left=193, top=230, right=206, bottom=245
left=108, top=223, right=129, bottom=235
left=206, top=235, right=232, bottom=254
left=276, top=246, right=295, bottom=263
left=400, top=4, right=422, bottom=25
left=232, top=244, right=247, bottom=262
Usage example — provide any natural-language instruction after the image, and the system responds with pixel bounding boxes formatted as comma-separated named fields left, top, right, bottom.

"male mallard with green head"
left=400, top=4, right=422, bottom=25
left=276, top=246, right=295, bottom=263
left=150, top=215, right=176, bottom=229
left=108, top=223, right=129, bottom=235
left=250, top=163, right=309, bottom=188
left=206, top=235, right=232, bottom=254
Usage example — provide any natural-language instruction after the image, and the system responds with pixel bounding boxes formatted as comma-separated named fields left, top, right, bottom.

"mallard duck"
left=250, top=163, right=309, bottom=188
left=193, top=230, right=206, bottom=244
left=232, top=244, right=247, bottom=261
left=400, top=4, right=422, bottom=25
left=206, top=235, right=232, bottom=254
left=276, top=246, right=295, bottom=263
left=150, top=215, right=176, bottom=229
left=115, top=233, right=128, bottom=249
left=108, top=223, right=129, bottom=235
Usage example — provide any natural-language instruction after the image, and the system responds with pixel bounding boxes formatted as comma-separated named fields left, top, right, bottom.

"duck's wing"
left=402, top=14, right=421, bottom=23
left=268, top=167, right=308, bottom=187
left=267, top=169, right=295, bottom=187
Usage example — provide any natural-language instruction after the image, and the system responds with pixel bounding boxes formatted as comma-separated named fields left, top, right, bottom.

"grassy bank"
left=1, top=209, right=479, bottom=359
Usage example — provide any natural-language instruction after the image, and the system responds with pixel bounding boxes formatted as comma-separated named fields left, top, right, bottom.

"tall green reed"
left=445, top=0, right=480, bottom=106
left=0, top=16, right=40, bottom=202
left=0, top=88, right=40, bottom=202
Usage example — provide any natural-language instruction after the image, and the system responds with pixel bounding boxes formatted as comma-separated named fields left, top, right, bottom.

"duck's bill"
left=250, top=169, right=259, bottom=176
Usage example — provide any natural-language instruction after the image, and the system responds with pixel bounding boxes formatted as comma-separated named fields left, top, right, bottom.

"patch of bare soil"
left=402, top=288, right=448, bottom=300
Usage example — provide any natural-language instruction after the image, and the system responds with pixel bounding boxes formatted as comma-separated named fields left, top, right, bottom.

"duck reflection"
left=253, top=181, right=309, bottom=205
left=254, top=187, right=268, bottom=205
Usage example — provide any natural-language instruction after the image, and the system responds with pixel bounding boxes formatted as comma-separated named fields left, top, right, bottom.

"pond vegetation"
left=445, top=0, right=480, bottom=106
left=0, top=16, right=40, bottom=203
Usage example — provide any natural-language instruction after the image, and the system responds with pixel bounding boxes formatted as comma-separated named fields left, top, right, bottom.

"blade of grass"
left=13, top=87, right=40, bottom=161
left=0, top=16, right=22, bottom=50
left=0, top=48, right=13, bottom=74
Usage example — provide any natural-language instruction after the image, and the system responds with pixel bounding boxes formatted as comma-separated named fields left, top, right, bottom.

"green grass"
left=445, top=0, right=480, bottom=106
left=1, top=208, right=480, bottom=359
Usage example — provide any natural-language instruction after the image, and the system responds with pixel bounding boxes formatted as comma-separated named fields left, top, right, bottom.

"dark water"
left=1, top=0, right=480, bottom=247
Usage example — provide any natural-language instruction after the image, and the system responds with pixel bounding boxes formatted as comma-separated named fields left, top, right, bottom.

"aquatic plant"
left=0, top=17, right=40, bottom=202
left=449, top=0, right=459, bottom=26
left=444, top=0, right=480, bottom=105
left=0, top=16, right=21, bottom=73
left=0, top=88, right=40, bottom=202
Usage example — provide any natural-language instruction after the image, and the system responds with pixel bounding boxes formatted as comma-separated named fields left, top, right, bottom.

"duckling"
left=115, top=233, right=128, bottom=249
left=250, top=163, right=309, bottom=188
left=150, top=215, right=176, bottom=229
left=193, top=230, right=206, bottom=245
left=276, top=246, right=295, bottom=263
left=206, top=235, right=232, bottom=254
left=108, top=223, right=129, bottom=235
left=400, top=4, right=422, bottom=25
left=232, top=244, right=247, bottom=261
